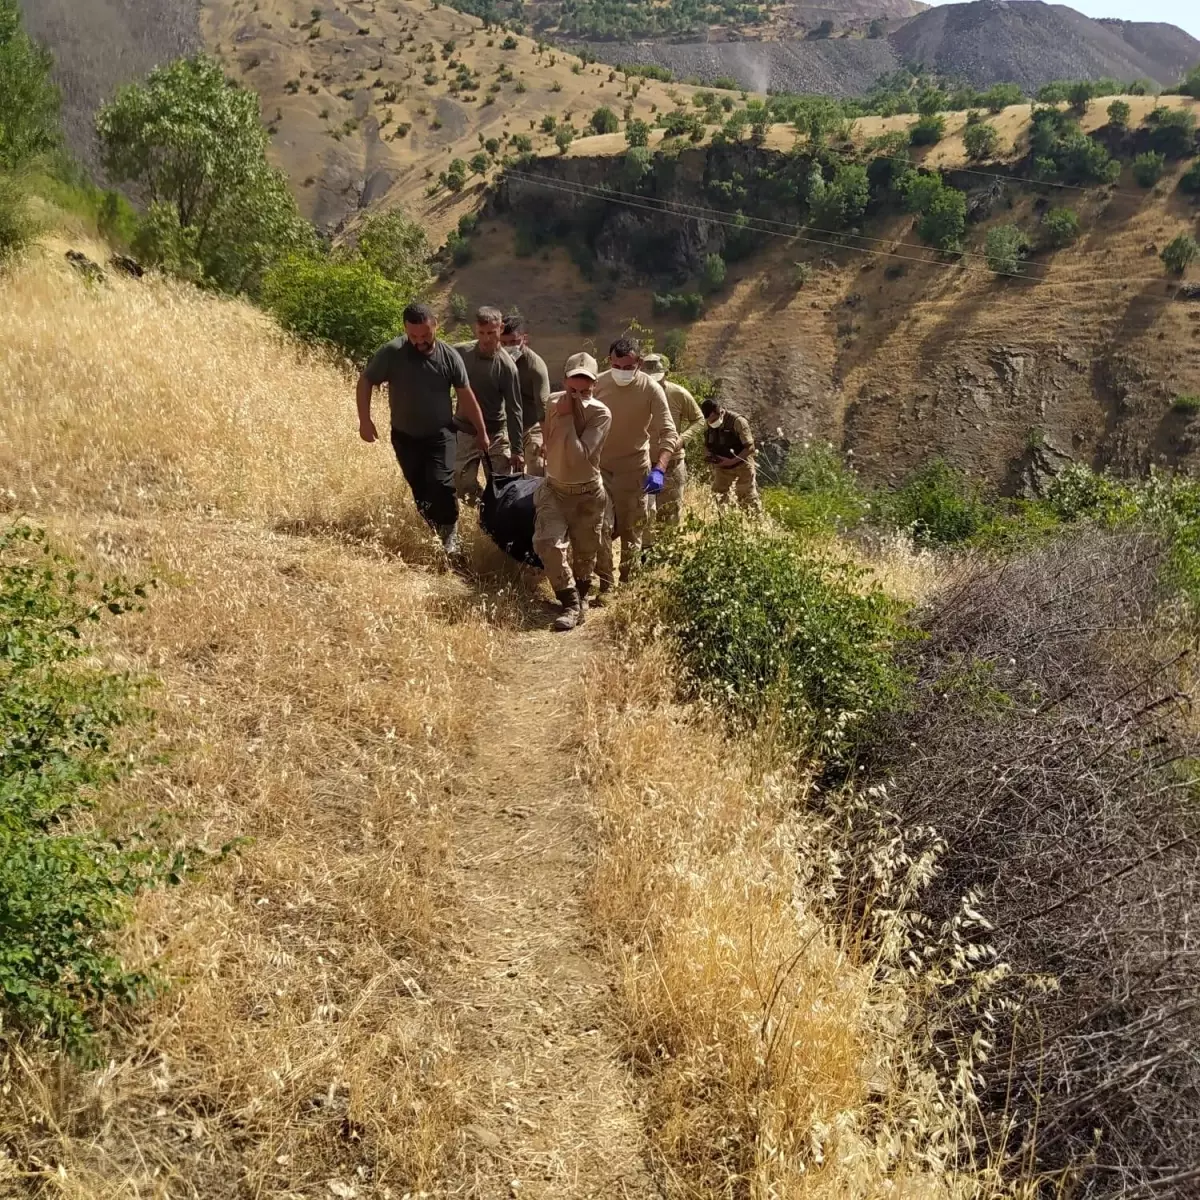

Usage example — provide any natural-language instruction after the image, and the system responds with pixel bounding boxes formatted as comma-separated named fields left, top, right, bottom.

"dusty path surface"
left=442, top=622, right=658, bottom=1199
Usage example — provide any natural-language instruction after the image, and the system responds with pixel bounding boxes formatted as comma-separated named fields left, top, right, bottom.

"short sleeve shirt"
left=364, top=337, right=468, bottom=438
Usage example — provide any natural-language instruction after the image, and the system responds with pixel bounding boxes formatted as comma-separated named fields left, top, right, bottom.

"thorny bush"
left=867, top=529, right=1200, bottom=1196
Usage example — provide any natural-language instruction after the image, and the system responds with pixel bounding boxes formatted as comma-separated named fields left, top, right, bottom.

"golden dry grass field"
left=0, top=232, right=996, bottom=1196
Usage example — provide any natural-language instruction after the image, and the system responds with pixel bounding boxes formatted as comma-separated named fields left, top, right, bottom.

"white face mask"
left=610, top=367, right=637, bottom=386
left=507, top=345, right=524, bottom=361
left=707, top=415, right=724, bottom=428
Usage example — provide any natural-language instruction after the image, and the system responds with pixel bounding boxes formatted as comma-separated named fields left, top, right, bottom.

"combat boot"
left=552, top=587, right=581, bottom=632
left=575, top=579, right=591, bottom=626
left=594, top=577, right=615, bottom=606
left=436, top=523, right=462, bottom=557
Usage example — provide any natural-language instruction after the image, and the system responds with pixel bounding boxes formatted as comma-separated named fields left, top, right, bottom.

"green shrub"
left=0, top=170, right=35, bottom=261
left=590, top=105, right=619, bottom=135
left=1132, top=150, right=1165, bottom=187
left=1161, top=233, right=1199, bottom=276
left=263, top=254, right=408, bottom=363
left=915, top=184, right=966, bottom=252
left=0, top=0, right=62, bottom=168
left=985, top=224, right=1030, bottom=275
left=625, top=118, right=650, bottom=147
left=1174, top=394, right=1200, bottom=414
left=1106, top=99, right=1131, bottom=129
left=909, top=113, right=945, bottom=146
left=809, top=160, right=869, bottom=231
left=700, top=251, right=726, bottom=292
left=1184, top=66, right=1200, bottom=100
left=1067, top=80, right=1093, bottom=113
left=0, top=524, right=204, bottom=1053
left=355, top=209, right=431, bottom=293
left=540, top=113, right=556, bottom=133
left=555, top=126, right=575, bottom=154
left=1180, top=160, right=1200, bottom=196
left=661, top=327, right=687, bottom=364
left=448, top=290, right=470, bottom=322
left=648, top=516, right=906, bottom=758
left=511, top=133, right=533, bottom=153
left=1041, top=206, right=1081, bottom=247
left=765, top=442, right=869, bottom=535
left=881, top=459, right=994, bottom=547
left=1144, top=106, right=1196, bottom=159
left=500, top=34, right=518, bottom=49
left=962, top=120, right=999, bottom=161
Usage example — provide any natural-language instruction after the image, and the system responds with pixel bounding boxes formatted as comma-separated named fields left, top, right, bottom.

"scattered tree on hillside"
left=701, top=252, right=726, bottom=292
left=590, top=106, right=619, bottom=135
left=1162, top=233, right=1198, bottom=276
left=354, top=209, right=432, bottom=295
left=555, top=125, right=575, bottom=154
left=1106, top=99, right=1131, bottom=130
left=1041, top=206, right=1080, bottom=248
left=1183, top=65, right=1200, bottom=100
left=96, top=55, right=310, bottom=296
left=1144, top=106, right=1197, bottom=160
left=625, top=118, right=650, bottom=147
left=985, top=224, right=1030, bottom=276
left=1132, top=150, right=1165, bottom=187
left=1180, top=160, right=1200, bottom=196
left=963, top=121, right=1000, bottom=162
left=0, top=0, right=61, bottom=168
left=909, top=114, right=945, bottom=147
left=1067, top=80, right=1093, bottom=114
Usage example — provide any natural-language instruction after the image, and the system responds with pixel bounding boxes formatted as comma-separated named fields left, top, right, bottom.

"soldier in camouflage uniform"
left=702, top=388, right=760, bottom=512
left=641, top=353, right=703, bottom=535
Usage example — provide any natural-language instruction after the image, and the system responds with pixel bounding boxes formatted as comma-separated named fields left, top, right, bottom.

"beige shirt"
left=593, top=370, right=679, bottom=473
left=662, top=380, right=703, bottom=464
left=542, top=391, right=612, bottom=485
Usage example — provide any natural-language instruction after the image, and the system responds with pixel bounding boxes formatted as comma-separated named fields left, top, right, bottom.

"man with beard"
left=356, top=302, right=490, bottom=556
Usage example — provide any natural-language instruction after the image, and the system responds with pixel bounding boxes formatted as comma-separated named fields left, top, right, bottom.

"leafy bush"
left=449, top=290, right=470, bottom=321
left=625, top=118, right=650, bottom=147
left=983, top=82, right=1024, bottom=112
left=881, top=459, right=994, bottom=546
left=1144, top=106, right=1196, bottom=159
left=652, top=291, right=704, bottom=320
left=661, top=327, right=687, bottom=364
left=764, top=442, right=869, bottom=535
left=916, top=184, right=966, bottom=252
left=1067, top=79, right=1093, bottom=113
left=0, top=525, right=200, bottom=1053
left=1161, top=233, right=1198, bottom=275
left=908, top=113, right=945, bottom=146
left=1106, top=98, right=1131, bottom=129
left=0, top=169, right=35, bottom=261
left=985, top=224, right=1030, bottom=275
left=619, top=145, right=651, bottom=188
left=1173, top=393, right=1200, bottom=414
left=700, top=252, right=726, bottom=292
left=263, top=255, right=408, bottom=363
left=355, top=209, right=431, bottom=294
left=1131, top=150, right=1165, bottom=187
left=511, top=133, right=533, bottom=153
left=540, top=113, right=556, bottom=133
left=97, top=55, right=312, bottom=296
left=590, top=105, right=619, bottom=134
left=962, top=120, right=999, bottom=161
left=809, top=160, right=869, bottom=231
left=555, top=126, right=575, bottom=153
left=1029, top=107, right=1120, bottom=185
left=648, top=516, right=906, bottom=758
left=1041, top=206, right=1080, bottom=247
left=1184, top=65, right=1200, bottom=100
left=1180, top=159, right=1200, bottom=196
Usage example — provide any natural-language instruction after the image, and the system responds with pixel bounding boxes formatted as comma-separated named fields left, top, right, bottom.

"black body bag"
left=478, top=456, right=543, bottom=568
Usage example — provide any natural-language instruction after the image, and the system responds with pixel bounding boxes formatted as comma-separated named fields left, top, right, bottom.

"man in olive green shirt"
left=454, top=306, right=523, bottom=503
left=642, top=353, right=703, bottom=533
left=501, top=314, right=552, bottom=478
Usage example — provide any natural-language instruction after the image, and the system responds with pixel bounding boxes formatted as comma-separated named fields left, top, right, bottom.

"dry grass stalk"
left=578, top=639, right=996, bottom=1199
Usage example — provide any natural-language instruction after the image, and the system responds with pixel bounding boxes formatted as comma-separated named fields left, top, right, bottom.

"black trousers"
left=391, top=427, right=458, bottom=529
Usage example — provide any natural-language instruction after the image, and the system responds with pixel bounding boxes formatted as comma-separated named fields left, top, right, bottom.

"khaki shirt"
left=543, top=391, right=612, bottom=485
left=515, top=347, right=552, bottom=430
left=593, top=370, right=679, bottom=473
left=662, top=380, right=703, bottom=464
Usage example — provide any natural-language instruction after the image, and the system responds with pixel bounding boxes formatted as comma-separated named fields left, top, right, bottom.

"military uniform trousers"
left=523, top=425, right=545, bottom=478
left=655, top=459, right=687, bottom=527
left=597, top=460, right=649, bottom=584
left=711, top=461, right=760, bottom=511
left=454, top=429, right=512, bottom=502
left=533, top=478, right=606, bottom=593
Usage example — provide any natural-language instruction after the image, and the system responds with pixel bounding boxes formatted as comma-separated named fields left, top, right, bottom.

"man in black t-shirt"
left=356, top=302, right=490, bottom=555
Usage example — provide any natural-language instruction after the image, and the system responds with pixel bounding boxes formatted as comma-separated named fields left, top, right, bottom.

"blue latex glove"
left=643, top=467, right=666, bottom=495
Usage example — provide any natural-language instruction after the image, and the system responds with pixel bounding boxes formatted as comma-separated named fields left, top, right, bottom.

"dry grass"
left=0, top=248, right=521, bottom=1195
left=578, top=638, right=996, bottom=1199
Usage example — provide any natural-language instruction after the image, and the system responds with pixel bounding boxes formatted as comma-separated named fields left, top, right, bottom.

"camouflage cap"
left=641, top=353, right=669, bottom=380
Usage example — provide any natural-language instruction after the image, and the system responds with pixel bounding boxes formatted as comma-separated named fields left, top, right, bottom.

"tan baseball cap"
left=564, top=351, right=599, bottom=380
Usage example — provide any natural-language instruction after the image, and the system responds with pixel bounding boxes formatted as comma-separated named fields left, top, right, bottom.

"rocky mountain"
left=890, top=1, right=1200, bottom=91
left=581, top=1, right=1200, bottom=94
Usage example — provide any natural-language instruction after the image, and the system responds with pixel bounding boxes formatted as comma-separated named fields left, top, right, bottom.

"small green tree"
left=1132, top=150, right=1165, bottom=187
left=963, top=121, right=1000, bottom=161
left=355, top=209, right=432, bottom=294
left=916, top=185, right=966, bottom=251
left=1067, top=80, right=1093, bottom=114
left=555, top=125, right=575, bottom=154
left=511, top=133, right=533, bottom=153
left=441, top=157, right=467, bottom=191
left=0, top=0, right=61, bottom=168
left=96, top=55, right=310, bottom=296
left=1041, top=206, right=1081, bottom=247
left=1183, top=66, right=1200, bottom=100
left=626, top=118, right=650, bottom=147
left=985, top=224, right=1030, bottom=275
left=701, top=252, right=727, bottom=292
left=1145, top=107, right=1197, bottom=159
left=1161, top=233, right=1199, bottom=276
left=1180, top=160, right=1200, bottom=196
left=540, top=113, right=556, bottom=133
left=469, top=151, right=489, bottom=175
left=1106, top=99, right=1131, bottom=130
left=909, top=114, right=945, bottom=146
left=590, top=105, right=619, bottom=135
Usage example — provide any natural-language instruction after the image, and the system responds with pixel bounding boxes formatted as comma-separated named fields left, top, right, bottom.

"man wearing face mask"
left=533, top=353, right=613, bottom=632
left=501, top=314, right=552, bottom=478
left=453, top=306, right=524, bottom=504
left=702, top=386, right=761, bottom=512
left=640, top=353, right=703, bottom=534
left=357, top=302, right=491, bottom=557
left=592, top=337, right=678, bottom=596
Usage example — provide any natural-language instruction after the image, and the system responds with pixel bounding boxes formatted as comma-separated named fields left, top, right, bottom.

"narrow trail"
left=442, top=622, right=657, bottom=1199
